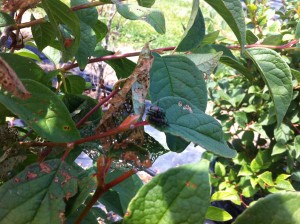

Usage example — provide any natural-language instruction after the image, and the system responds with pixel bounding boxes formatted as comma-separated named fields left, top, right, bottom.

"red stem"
left=61, top=47, right=176, bottom=71
left=227, top=39, right=299, bottom=50
left=76, top=88, right=120, bottom=128
left=75, top=169, right=137, bottom=224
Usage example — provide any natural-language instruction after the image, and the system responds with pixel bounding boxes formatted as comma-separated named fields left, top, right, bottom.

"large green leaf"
left=0, top=53, right=45, bottom=82
left=42, top=0, right=80, bottom=62
left=113, top=0, right=165, bottom=34
left=61, top=75, right=86, bottom=94
left=0, top=159, right=78, bottom=224
left=150, top=53, right=207, bottom=112
left=71, top=0, right=98, bottom=69
left=0, top=79, right=80, bottom=142
left=235, top=192, right=300, bottom=224
left=157, top=97, right=237, bottom=158
left=246, top=48, right=293, bottom=127
left=176, top=0, right=205, bottom=52
left=137, top=0, right=155, bottom=7
left=124, top=160, right=210, bottom=224
left=204, top=0, right=246, bottom=50
left=31, top=16, right=57, bottom=51
left=0, top=12, right=15, bottom=27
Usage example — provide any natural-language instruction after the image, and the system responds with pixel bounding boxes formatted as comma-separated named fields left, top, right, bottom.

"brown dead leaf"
left=96, top=43, right=153, bottom=151
left=0, top=57, right=31, bottom=99
left=1, top=0, right=41, bottom=12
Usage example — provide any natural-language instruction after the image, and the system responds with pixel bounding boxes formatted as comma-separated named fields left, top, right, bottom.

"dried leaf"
left=1, top=0, right=41, bottom=12
left=0, top=56, right=31, bottom=99
left=96, top=43, right=153, bottom=152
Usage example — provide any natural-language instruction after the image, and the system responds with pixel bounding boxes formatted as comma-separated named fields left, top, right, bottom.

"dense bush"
left=0, top=0, right=300, bottom=223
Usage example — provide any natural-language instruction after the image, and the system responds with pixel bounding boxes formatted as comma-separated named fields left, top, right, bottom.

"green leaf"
left=204, top=0, right=246, bottom=50
left=194, top=44, right=236, bottom=59
left=14, top=49, right=41, bottom=61
left=0, top=80, right=80, bottom=142
left=0, top=53, right=45, bottom=82
left=176, top=0, right=205, bottom=52
left=124, top=160, right=210, bottom=224
left=100, top=190, right=124, bottom=216
left=106, top=170, right=143, bottom=214
left=274, top=123, right=291, bottom=144
left=295, top=21, right=300, bottom=39
left=211, top=190, right=241, bottom=205
left=93, top=46, right=136, bottom=79
left=42, top=0, right=81, bottom=62
left=150, top=53, right=207, bottom=112
left=250, top=150, right=271, bottom=172
left=0, top=159, right=78, bottom=224
left=294, top=136, right=300, bottom=159
left=201, top=31, right=220, bottom=45
left=113, top=0, right=165, bottom=34
left=258, top=171, right=274, bottom=186
left=246, top=48, right=293, bottom=127
left=238, top=165, right=253, bottom=176
left=157, top=96, right=237, bottom=158
left=31, top=17, right=57, bottom=51
left=235, top=192, right=300, bottom=224
left=92, top=20, right=108, bottom=42
left=272, top=143, right=288, bottom=156
left=0, top=12, right=16, bottom=27
left=220, top=56, right=253, bottom=81
left=184, top=52, right=223, bottom=75
left=71, top=0, right=98, bottom=69
left=275, top=174, right=291, bottom=183
left=165, top=133, right=189, bottom=153
left=62, top=75, right=86, bottom=94
left=205, top=206, right=233, bottom=222
left=246, top=29, right=258, bottom=44
left=291, top=68, right=300, bottom=83
left=215, top=161, right=226, bottom=177
left=137, top=0, right=155, bottom=7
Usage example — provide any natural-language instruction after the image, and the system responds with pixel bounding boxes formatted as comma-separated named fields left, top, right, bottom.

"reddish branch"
left=76, top=88, right=120, bottom=128
left=227, top=39, right=299, bottom=50
left=61, top=47, right=176, bottom=71
left=74, top=169, right=137, bottom=224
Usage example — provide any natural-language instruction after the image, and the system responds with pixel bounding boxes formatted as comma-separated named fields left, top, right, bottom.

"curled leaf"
left=0, top=56, right=31, bottom=99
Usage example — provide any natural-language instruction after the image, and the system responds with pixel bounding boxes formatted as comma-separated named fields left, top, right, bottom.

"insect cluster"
left=146, top=105, right=168, bottom=128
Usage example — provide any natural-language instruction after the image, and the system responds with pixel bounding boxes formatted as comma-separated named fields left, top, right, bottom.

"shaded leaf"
left=62, top=75, right=86, bottom=94
left=113, top=0, right=165, bottom=34
left=42, top=0, right=81, bottom=62
left=0, top=12, right=16, bottom=27
left=185, top=52, right=223, bottom=75
left=246, top=48, right=293, bottom=127
left=165, top=133, right=189, bottom=153
left=204, top=0, right=246, bottom=50
left=150, top=53, right=207, bottom=112
left=124, top=160, right=210, bottom=224
left=92, top=20, right=108, bottom=42
left=157, top=96, right=237, bottom=158
left=137, top=0, right=155, bottom=7
left=235, top=192, right=300, bottom=224
left=176, top=0, right=205, bottom=52
left=31, top=16, right=57, bottom=51
left=72, top=0, right=98, bottom=69
left=0, top=159, right=78, bottom=224
left=0, top=79, right=80, bottom=142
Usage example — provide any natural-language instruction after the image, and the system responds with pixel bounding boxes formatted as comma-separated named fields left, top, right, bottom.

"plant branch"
left=75, top=169, right=137, bottom=224
left=76, top=88, right=120, bottom=128
left=61, top=46, right=176, bottom=71
left=227, top=39, right=299, bottom=50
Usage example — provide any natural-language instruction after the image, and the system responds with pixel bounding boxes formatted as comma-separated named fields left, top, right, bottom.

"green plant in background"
left=0, top=0, right=300, bottom=223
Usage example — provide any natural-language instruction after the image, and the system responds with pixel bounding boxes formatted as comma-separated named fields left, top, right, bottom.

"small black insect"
left=146, top=105, right=168, bottom=128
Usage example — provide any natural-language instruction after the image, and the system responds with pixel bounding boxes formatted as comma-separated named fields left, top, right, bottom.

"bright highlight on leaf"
left=246, top=48, right=293, bottom=127
left=124, top=160, right=210, bottom=224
